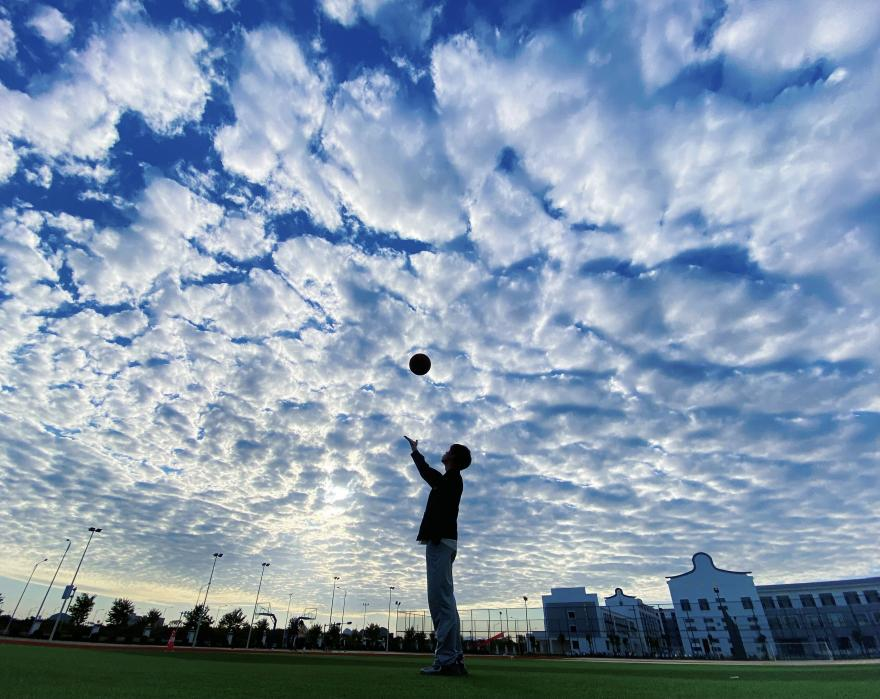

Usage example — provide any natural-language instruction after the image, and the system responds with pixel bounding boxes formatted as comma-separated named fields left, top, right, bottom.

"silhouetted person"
left=404, top=436, right=471, bottom=676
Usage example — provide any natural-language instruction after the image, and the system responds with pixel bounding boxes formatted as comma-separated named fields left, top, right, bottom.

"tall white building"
left=666, top=552, right=776, bottom=659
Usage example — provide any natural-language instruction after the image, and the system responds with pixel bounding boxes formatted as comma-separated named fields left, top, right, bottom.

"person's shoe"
left=420, top=663, right=467, bottom=676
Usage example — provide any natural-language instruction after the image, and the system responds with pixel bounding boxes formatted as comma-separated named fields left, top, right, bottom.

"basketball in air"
left=409, top=353, right=431, bottom=376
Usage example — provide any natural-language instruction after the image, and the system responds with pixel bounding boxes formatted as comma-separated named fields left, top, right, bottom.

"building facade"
left=756, top=577, right=880, bottom=659
left=604, top=588, right=667, bottom=656
left=666, top=552, right=776, bottom=659
left=541, top=587, right=608, bottom=655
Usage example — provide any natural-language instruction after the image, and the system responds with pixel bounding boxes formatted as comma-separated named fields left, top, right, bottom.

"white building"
left=604, top=588, right=666, bottom=656
left=666, top=552, right=776, bottom=659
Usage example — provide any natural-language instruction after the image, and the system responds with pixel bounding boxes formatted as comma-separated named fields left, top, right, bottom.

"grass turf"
left=2, top=644, right=879, bottom=699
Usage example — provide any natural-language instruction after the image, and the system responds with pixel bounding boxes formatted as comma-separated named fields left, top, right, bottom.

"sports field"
left=2, top=643, right=878, bottom=699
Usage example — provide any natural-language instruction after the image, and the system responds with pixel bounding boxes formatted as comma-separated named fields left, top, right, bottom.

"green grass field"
left=2, top=643, right=878, bottom=699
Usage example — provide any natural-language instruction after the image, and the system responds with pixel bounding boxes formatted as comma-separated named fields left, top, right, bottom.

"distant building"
left=541, top=587, right=608, bottom=655
left=666, top=552, right=776, bottom=659
left=756, top=577, right=880, bottom=659
left=604, top=588, right=667, bottom=656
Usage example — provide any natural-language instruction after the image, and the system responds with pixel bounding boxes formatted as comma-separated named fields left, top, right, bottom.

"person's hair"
left=449, top=443, right=471, bottom=470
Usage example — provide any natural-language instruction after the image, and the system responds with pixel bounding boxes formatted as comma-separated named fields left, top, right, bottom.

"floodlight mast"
left=34, top=539, right=71, bottom=625
left=246, top=562, right=270, bottom=649
left=192, top=552, right=223, bottom=647
left=50, top=527, right=102, bottom=641
left=4, top=557, right=48, bottom=634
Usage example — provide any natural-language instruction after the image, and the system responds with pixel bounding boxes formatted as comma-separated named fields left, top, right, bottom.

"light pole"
left=362, top=602, right=369, bottom=633
left=339, top=588, right=347, bottom=629
left=283, top=593, right=294, bottom=648
left=50, top=527, right=102, bottom=641
left=523, top=596, right=530, bottom=654
left=328, top=576, right=340, bottom=630
left=395, top=600, right=401, bottom=646
left=192, top=552, right=222, bottom=647
left=4, top=557, right=48, bottom=634
left=34, top=539, right=71, bottom=626
left=246, top=562, right=270, bottom=649
left=386, top=586, right=395, bottom=651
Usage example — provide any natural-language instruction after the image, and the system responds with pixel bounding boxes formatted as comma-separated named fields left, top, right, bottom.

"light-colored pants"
left=425, top=541, right=464, bottom=666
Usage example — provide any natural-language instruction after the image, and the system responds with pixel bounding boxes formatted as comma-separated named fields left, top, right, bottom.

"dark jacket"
left=413, top=450, right=463, bottom=543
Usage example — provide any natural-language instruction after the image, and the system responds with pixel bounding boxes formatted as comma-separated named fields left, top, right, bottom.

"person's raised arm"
left=404, top=435, right=442, bottom=488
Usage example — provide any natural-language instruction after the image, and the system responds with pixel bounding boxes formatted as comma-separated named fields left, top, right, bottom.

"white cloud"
left=0, top=21, right=211, bottom=180
left=28, top=5, right=74, bottom=44
left=215, top=27, right=339, bottom=228
left=184, top=0, right=238, bottom=12
left=67, top=177, right=223, bottom=304
left=0, top=136, right=17, bottom=182
left=0, top=18, right=15, bottom=60
left=1, top=2, right=879, bottom=614
left=78, top=25, right=210, bottom=134
left=321, top=69, right=464, bottom=242
left=712, top=0, right=880, bottom=71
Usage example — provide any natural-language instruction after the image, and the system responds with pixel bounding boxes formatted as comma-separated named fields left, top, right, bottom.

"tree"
left=143, top=609, right=163, bottom=628
left=363, top=623, right=382, bottom=648
left=219, top=608, right=247, bottom=631
left=67, top=593, right=96, bottom=626
left=305, top=623, right=322, bottom=648
left=404, top=626, right=417, bottom=651
left=0, top=592, right=4, bottom=616
left=107, top=598, right=136, bottom=627
left=322, top=623, right=340, bottom=649
left=183, top=604, right=213, bottom=630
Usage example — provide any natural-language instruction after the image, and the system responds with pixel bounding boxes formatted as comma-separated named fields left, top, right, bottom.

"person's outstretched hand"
left=404, top=435, right=419, bottom=452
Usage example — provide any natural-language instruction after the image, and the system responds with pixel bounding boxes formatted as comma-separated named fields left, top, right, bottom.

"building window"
left=571, top=640, right=580, bottom=650
left=837, top=637, right=852, bottom=650
left=570, top=625, right=577, bottom=633
left=760, top=596, right=776, bottom=609
left=863, top=590, right=879, bottom=604
left=820, top=593, right=836, bottom=607
left=777, top=595, right=793, bottom=608
left=698, top=599, right=710, bottom=611
left=800, top=594, right=816, bottom=608
left=864, top=636, right=876, bottom=649
left=680, top=599, right=691, bottom=611
left=844, top=592, right=861, bottom=605
left=741, top=597, right=754, bottom=610
left=567, top=611, right=575, bottom=619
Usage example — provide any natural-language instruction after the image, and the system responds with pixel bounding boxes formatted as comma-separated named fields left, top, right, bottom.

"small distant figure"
left=404, top=435, right=471, bottom=677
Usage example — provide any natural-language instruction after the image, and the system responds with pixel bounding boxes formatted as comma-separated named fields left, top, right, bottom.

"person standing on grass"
left=404, top=436, right=471, bottom=677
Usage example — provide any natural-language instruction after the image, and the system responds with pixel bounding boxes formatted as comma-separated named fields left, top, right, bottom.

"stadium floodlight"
left=4, top=557, right=48, bottom=634
left=192, top=552, right=223, bottom=647
left=246, top=562, right=270, bottom=649
left=329, top=576, right=340, bottom=630
left=386, top=586, right=395, bottom=651
left=33, top=539, right=71, bottom=626
left=50, top=527, right=102, bottom=641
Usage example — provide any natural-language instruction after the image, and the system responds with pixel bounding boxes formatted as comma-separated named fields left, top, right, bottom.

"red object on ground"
left=167, top=629, right=177, bottom=650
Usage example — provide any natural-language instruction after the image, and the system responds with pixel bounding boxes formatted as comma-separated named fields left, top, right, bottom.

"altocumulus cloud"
left=0, top=0, right=878, bottom=618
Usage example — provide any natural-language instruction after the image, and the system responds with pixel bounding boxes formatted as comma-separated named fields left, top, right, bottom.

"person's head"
left=441, top=443, right=471, bottom=472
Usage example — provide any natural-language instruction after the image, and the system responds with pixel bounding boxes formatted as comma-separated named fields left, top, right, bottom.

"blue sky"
left=1, top=0, right=879, bottom=623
